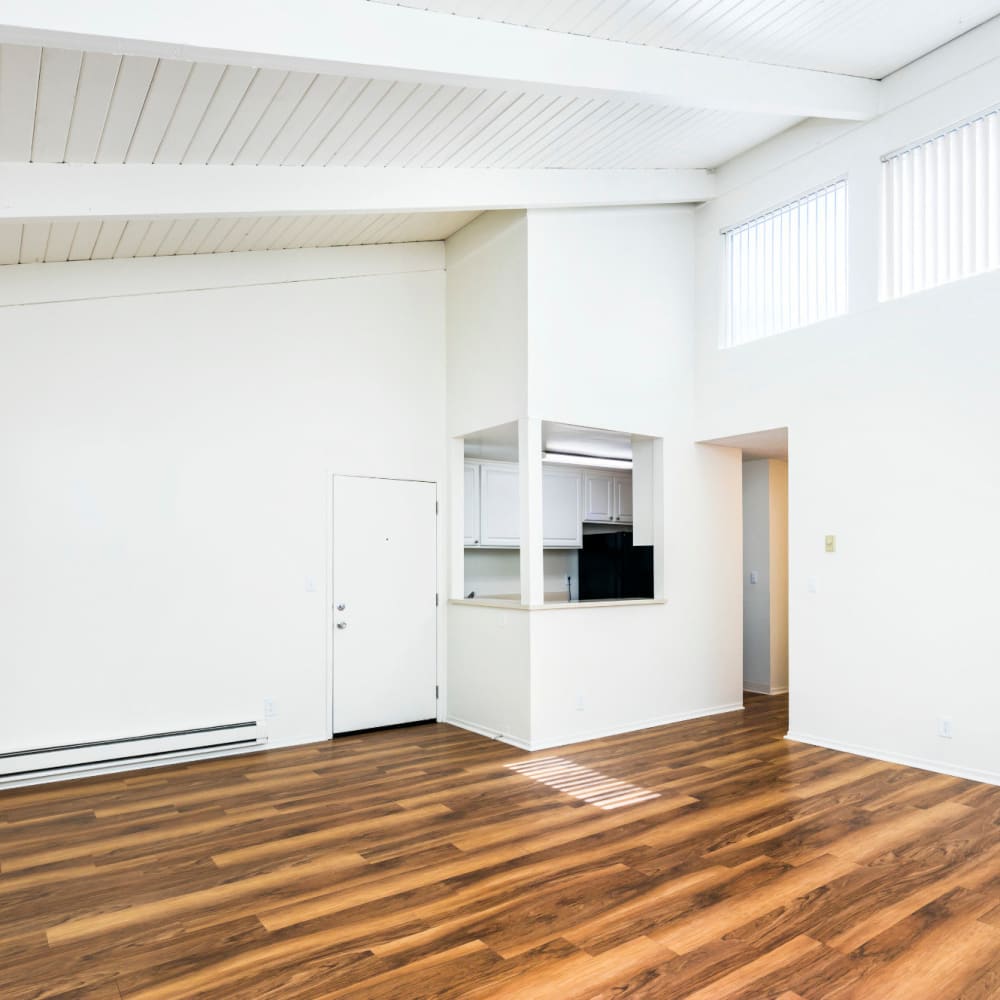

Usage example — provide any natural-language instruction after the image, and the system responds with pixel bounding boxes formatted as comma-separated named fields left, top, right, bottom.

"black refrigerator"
left=578, top=531, right=654, bottom=601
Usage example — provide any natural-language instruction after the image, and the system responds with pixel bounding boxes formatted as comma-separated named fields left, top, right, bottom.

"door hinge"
left=435, top=593, right=439, bottom=606
left=435, top=501, right=439, bottom=514
left=436, top=685, right=439, bottom=700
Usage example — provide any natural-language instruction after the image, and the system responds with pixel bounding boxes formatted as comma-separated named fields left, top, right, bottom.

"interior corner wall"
left=0, top=245, right=446, bottom=757
left=519, top=206, right=744, bottom=745
left=445, top=211, right=528, bottom=437
left=694, top=48, right=1000, bottom=782
left=742, top=460, right=771, bottom=693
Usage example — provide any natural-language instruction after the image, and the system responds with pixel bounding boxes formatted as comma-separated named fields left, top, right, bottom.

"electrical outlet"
left=749, top=570, right=759, bottom=585
left=575, top=694, right=585, bottom=712
left=938, top=716, right=953, bottom=739
left=825, top=535, right=837, bottom=553
left=264, top=698, right=278, bottom=720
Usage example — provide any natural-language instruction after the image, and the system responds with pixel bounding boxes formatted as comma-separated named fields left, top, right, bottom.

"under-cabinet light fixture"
left=542, top=452, right=632, bottom=470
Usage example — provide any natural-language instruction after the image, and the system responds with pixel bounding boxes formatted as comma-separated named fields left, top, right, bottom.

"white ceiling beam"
left=0, top=164, right=717, bottom=221
left=0, top=0, right=880, bottom=121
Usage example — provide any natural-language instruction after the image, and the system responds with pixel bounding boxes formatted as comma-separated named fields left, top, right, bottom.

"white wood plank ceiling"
left=375, top=0, right=1000, bottom=78
left=0, top=43, right=790, bottom=170
left=0, top=212, right=480, bottom=265
left=0, top=0, right=996, bottom=264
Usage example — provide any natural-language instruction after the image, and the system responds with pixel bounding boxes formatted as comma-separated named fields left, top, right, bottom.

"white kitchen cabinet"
left=584, top=469, right=632, bottom=523
left=464, top=462, right=481, bottom=545
left=583, top=471, right=615, bottom=522
left=614, top=473, right=633, bottom=523
left=543, top=467, right=582, bottom=547
left=479, top=461, right=520, bottom=547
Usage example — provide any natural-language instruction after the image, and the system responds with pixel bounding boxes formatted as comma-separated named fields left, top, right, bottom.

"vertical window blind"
left=882, top=108, right=1000, bottom=300
left=722, top=179, right=848, bottom=348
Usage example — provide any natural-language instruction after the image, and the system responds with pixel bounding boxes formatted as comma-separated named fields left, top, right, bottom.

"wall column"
left=518, top=417, right=544, bottom=606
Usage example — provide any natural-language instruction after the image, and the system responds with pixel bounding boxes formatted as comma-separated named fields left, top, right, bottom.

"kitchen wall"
left=445, top=205, right=744, bottom=749
left=525, top=206, right=745, bottom=746
left=448, top=604, right=531, bottom=747
left=694, top=26, right=1000, bottom=782
left=446, top=211, right=527, bottom=438
left=0, top=243, right=447, bottom=756
left=463, top=549, right=578, bottom=600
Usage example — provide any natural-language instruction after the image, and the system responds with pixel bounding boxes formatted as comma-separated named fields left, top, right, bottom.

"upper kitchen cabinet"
left=584, top=470, right=632, bottom=523
left=479, top=461, right=520, bottom=547
left=464, top=462, right=481, bottom=546
left=466, top=460, right=584, bottom=548
left=614, top=474, right=633, bottom=523
left=542, top=466, right=583, bottom=548
left=583, top=470, right=614, bottom=522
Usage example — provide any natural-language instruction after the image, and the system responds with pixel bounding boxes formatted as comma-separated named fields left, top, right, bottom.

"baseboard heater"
left=0, top=721, right=267, bottom=781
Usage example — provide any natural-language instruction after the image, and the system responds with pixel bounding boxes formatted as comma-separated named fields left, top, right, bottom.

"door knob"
left=336, top=621, right=348, bottom=630
left=336, top=603, right=346, bottom=611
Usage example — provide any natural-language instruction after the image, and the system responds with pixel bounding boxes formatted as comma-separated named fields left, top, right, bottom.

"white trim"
left=445, top=716, right=532, bottom=751
left=0, top=241, right=444, bottom=308
left=449, top=702, right=745, bottom=753
left=785, top=731, right=1000, bottom=787
left=742, top=682, right=789, bottom=695
left=528, top=703, right=745, bottom=752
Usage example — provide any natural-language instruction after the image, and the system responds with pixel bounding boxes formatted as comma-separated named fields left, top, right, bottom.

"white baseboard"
left=527, top=702, right=745, bottom=752
left=445, top=703, right=743, bottom=752
left=743, top=682, right=788, bottom=696
left=445, top=716, right=532, bottom=751
left=785, top=731, right=1000, bottom=787
left=447, top=704, right=745, bottom=753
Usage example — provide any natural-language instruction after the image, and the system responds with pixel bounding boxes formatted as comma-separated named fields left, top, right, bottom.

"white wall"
left=447, top=604, right=531, bottom=746
left=525, top=206, right=744, bottom=747
left=446, top=211, right=527, bottom=438
left=444, top=205, right=743, bottom=749
left=0, top=244, right=447, bottom=756
left=694, top=40, right=1000, bottom=782
left=742, top=460, right=771, bottom=693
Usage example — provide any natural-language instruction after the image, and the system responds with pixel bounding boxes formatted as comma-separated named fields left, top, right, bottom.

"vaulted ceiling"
left=374, top=0, right=999, bottom=77
left=0, top=0, right=997, bottom=265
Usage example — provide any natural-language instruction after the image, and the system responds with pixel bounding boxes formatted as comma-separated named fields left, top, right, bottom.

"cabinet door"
left=583, top=471, right=615, bottom=522
left=480, top=462, right=520, bottom=547
left=543, top=467, right=582, bottom=547
left=614, top=473, right=633, bottom=523
left=463, top=462, right=480, bottom=546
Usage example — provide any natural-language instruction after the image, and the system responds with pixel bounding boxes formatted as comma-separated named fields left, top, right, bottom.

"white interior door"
left=333, top=476, right=437, bottom=734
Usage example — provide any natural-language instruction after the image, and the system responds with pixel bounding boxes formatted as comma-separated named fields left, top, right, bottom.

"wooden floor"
left=3, top=695, right=1000, bottom=999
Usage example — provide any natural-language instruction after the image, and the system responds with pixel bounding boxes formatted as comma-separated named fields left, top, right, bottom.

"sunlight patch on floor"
left=506, top=756, right=660, bottom=810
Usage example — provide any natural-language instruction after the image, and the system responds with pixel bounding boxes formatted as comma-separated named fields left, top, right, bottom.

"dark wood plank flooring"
left=3, top=694, right=1000, bottom=999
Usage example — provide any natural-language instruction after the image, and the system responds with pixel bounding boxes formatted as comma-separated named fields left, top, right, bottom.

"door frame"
left=327, top=474, right=440, bottom=739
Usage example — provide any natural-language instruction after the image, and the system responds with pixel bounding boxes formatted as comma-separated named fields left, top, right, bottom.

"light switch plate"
left=749, top=571, right=759, bottom=584
left=825, top=535, right=837, bottom=553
